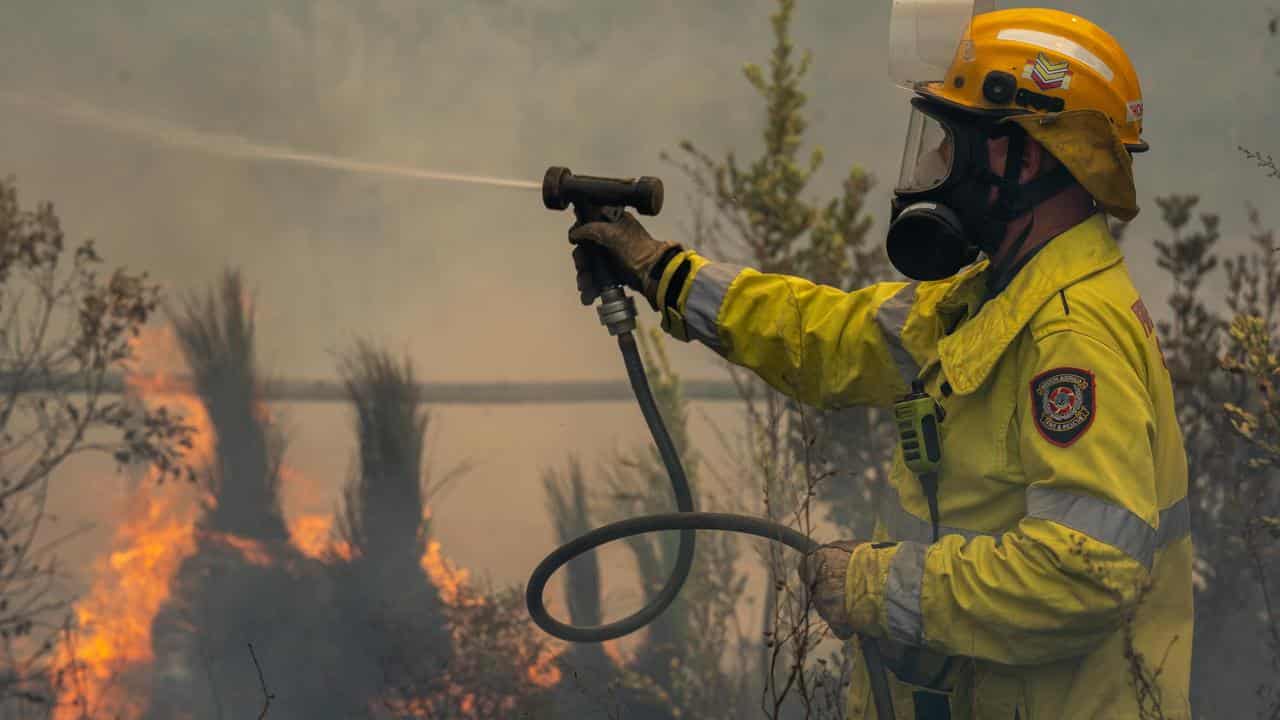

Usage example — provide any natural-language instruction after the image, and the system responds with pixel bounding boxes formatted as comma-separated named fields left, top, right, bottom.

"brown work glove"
left=803, top=542, right=955, bottom=687
left=567, top=208, right=680, bottom=309
left=799, top=540, right=865, bottom=640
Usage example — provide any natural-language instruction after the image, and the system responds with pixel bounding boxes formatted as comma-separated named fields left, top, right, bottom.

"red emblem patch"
left=1030, top=367, right=1095, bottom=447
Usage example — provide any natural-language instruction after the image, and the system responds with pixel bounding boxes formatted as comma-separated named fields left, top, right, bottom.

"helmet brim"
left=914, top=83, right=1149, bottom=154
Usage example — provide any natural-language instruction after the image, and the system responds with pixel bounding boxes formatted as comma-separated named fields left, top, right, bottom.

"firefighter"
left=567, top=7, right=1190, bottom=719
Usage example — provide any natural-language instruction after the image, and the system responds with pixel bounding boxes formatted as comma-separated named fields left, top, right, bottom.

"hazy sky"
left=2, top=0, right=1277, bottom=600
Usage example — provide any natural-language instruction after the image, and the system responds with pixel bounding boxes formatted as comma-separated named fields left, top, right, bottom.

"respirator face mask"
left=885, top=99, right=1012, bottom=281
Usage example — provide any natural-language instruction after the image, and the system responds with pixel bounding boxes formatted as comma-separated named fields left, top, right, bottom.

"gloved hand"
left=567, top=208, right=681, bottom=309
left=798, top=540, right=865, bottom=640
left=802, top=541, right=954, bottom=685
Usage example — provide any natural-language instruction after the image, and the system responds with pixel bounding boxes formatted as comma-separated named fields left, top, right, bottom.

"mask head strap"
left=977, top=123, right=1076, bottom=253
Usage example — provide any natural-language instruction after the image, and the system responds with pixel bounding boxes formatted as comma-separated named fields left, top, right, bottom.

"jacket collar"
left=938, top=213, right=1122, bottom=395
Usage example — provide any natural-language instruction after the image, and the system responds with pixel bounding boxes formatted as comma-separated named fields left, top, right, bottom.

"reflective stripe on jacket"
left=659, top=214, right=1193, bottom=720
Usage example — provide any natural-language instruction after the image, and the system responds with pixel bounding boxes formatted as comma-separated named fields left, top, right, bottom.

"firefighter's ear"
left=1021, top=139, right=1047, bottom=184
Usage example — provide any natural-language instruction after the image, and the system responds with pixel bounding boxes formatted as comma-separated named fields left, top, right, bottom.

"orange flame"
left=200, top=531, right=273, bottom=566
left=54, top=326, right=212, bottom=719
left=288, top=513, right=353, bottom=562
left=526, top=646, right=563, bottom=687
left=278, top=463, right=353, bottom=561
left=123, top=326, right=215, bottom=467
left=420, top=539, right=475, bottom=608
left=420, top=535, right=564, bottom=690
left=54, top=470, right=203, bottom=719
left=59, top=324, right=566, bottom=718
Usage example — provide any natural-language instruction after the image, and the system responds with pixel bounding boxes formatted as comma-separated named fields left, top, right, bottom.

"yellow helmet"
left=922, top=9, right=1146, bottom=151
left=917, top=8, right=1145, bottom=220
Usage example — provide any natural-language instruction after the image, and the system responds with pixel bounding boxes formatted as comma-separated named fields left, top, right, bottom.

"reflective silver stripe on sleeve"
left=885, top=540, right=928, bottom=646
left=1156, top=496, right=1191, bottom=548
left=1026, top=487, right=1158, bottom=570
left=683, top=262, right=745, bottom=354
left=885, top=485, right=1190, bottom=565
left=874, top=283, right=920, bottom=383
left=880, top=484, right=1001, bottom=545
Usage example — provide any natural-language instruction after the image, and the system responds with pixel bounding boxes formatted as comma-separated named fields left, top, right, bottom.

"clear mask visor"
left=896, top=107, right=955, bottom=194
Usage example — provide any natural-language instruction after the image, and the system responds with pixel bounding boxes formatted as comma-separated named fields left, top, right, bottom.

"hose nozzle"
left=543, top=165, right=661, bottom=334
left=542, top=166, right=663, bottom=216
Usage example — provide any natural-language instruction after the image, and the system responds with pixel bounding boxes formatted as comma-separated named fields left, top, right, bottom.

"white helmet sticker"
left=996, top=28, right=1116, bottom=83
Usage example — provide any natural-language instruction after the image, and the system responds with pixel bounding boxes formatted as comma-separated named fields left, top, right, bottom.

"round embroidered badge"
left=1030, top=367, right=1095, bottom=447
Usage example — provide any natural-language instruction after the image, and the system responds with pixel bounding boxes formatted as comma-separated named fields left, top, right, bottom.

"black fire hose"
left=532, top=169, right=893, bottom=718
left=525, top=329, right=896, bottom=720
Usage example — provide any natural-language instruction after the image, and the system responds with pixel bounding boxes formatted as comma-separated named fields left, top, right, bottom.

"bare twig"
left=248, top=643, right=274, bottom=720
left=1240, top=146, right=1280, bottom=179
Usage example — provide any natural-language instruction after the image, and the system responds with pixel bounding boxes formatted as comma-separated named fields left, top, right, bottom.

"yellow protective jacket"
left=656, top=214, right=1193, bottom=719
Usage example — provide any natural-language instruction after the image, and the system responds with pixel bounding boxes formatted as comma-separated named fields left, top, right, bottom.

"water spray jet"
left=0, top=90, right=540, bottom=191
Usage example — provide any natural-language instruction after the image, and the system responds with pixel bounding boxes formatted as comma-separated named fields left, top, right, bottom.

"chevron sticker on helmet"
left=1023, top=52, right=1073, bottom=91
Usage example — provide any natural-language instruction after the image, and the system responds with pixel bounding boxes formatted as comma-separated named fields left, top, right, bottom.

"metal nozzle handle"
left=543, top=166, right=663, bottom=216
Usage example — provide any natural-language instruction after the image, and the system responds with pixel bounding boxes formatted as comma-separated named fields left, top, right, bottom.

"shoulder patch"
left=1030, top=367, right=1096, bottom=447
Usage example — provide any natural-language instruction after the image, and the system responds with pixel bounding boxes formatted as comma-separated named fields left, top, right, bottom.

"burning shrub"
left=0, top=175, right=193, bottom=717
left=330, top=342, right=453, bottom=714
left=128, top=271, right=349, bottom=719
left=335, top=341, right=560, bottom=719
left=169, top=272, right=288, bottom=542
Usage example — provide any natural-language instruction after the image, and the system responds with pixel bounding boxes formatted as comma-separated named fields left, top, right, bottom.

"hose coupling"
left=597, top=287, right=638, bottom=336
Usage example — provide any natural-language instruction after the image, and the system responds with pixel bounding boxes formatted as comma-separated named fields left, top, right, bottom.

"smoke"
left=3, top=0, right=1275, bottom=387
left=6, top=0, right=1279, bottom=687
left=0, top=0, right=779, bottom=382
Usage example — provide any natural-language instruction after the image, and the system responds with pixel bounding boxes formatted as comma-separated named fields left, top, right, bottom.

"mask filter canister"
left=886, top=202, right=978, bottom=281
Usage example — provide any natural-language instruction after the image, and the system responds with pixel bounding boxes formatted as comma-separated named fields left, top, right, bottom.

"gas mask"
left=886, top=97, right=1074, bottom=281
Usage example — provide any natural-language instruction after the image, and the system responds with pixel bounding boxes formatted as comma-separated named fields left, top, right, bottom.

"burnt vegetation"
left=25, top=265, right=566, bottom=720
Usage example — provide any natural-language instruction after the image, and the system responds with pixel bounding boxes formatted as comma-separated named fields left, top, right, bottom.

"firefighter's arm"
left=655, top=250, right=916, bottom=409
left=843, top=329, right=1161, bottom=665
